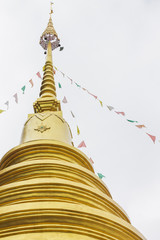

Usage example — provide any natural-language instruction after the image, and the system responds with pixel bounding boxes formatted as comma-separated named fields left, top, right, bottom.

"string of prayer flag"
left=5, top=101, right=9, bottom=109
left=21, top=86, right=26, bottom=94
left=62, top=96, right=68, bottom=104
left=88, top=91, right=98, bottom=99
left=78, top=141, right=87, bottom=148
left=71, top=111, right=75, bottom=118
left=115, top=111, right=125, bottom=116
left=36, top=72, right=42, bottom=79
left=29, top=79, right=34, bottom=88
left=146, top=133, right=156, bottom=144
left=89, top=158, right=94, bottom=164
left=127, top=119, right=138, bottom=123
left=77, top=126, right=80, bottom=135
left=58, top=83, right=62, bottom=89
left=97, top=173, right=105, bottom=179
left=99, top=100, right=103, bottom=107
left=75, top=83, right=81, bottom=88
left=13, top=93, right=18, bottom=104
left=107, top=106, right=114, bottom=111
left=136, top=125, right=146, bottom=129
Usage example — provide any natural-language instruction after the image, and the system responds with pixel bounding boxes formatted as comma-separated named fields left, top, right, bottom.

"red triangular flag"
left=62, top=96, right=68, bottom=103
left=89, top=158, right=94, bottom=164
left=87, top=91, right=97, bottom=99
left=146, top=133, right=156, bottom=144
left=29, top=79, right=34, bottom=87
left=36, top=72, right=42, bottom=79
left=78, top=141, right=87, bottom=148
left=115, top=111, right=125, bottom=116
left=13, top=93, right=18, bottom=103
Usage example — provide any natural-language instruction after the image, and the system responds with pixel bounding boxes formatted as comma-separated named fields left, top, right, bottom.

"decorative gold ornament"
left=34, top=124, right=51, bottom=133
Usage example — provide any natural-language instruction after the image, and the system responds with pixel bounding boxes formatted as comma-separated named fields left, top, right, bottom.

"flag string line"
left=53, top=66, right=156, bottom=144
left=0, top=67, right=157, bottom=145
left=55, top=78, right=95, bottom=167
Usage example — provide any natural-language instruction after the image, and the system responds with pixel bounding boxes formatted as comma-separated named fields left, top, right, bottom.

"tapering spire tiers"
left=33, top=13, right=61, bottom=113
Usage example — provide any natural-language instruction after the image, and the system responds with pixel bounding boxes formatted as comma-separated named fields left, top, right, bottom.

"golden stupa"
left=0, top=5, right=146, bottom=240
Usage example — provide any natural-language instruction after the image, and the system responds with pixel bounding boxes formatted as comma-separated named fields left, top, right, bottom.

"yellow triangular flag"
left=77, top=126, right=80, bottom=135
left=99, top=100, right=103, bottom=107
left=43, top=65, right=45, bottom=71
left=0, top=110, right=4, bottom=114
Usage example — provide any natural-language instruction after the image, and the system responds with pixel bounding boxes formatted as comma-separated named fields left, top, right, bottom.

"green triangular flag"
left=58, top=83, right=62, bottom=88
left=75, top=83, right=81, bottom=88
left=97, top=173, right=105, bottom=179
left=21, top=86, right=26, bottom=94
left=127, top=119, right=138, bottom=123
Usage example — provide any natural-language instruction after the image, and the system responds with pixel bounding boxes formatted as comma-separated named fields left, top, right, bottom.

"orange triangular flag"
left=136, top=125, right=146, bottom=129
left=62, top=96, right=68, bottom=103
left=29, top=79, right=34, bottom=87
left=78, top=141, right=86, bottom=148
left=146, top=133, right=156, bottom=144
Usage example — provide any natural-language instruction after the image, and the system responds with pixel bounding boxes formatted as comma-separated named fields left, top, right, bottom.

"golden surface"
left=0, top=12, right=146, bottom=240
left=41, top=16, right=59, bottom=40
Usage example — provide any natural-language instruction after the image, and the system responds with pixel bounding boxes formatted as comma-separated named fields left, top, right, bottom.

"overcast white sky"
left=0, top=0, right=160, bottom=239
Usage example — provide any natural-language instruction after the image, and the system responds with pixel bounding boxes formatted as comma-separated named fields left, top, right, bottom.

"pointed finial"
left=39, top=3, right=60, bottom=51
left=50, top=2, right=54, bottom=16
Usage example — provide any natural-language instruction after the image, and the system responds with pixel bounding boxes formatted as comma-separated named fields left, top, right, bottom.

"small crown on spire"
left=39, top=2, right=60, bottom=51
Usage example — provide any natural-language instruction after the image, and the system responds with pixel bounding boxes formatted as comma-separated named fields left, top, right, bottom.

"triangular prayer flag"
left=78, top=141, right=86, bottom=148
left=68, top=77, right=73, bottom=84
left=43, top=65, right=45, bottom=71
left=62, top=96, right=68, bottom=104
left=58, top=83, right=62, bottom=88
left=107, top=106, right=114, bottom=111
left=97, top=173, right=105, bottom=179
left=127, top=119, right=138, bottom=123
left=88, top=91, right=98, bottom=99
left=89, top=158, right=94, bottom=164
left=75, top=83, right=81, bottom=88
left=61, top=71, right=65, bottom=77
left=82, top=87, right=87, bottom=91
left=29, top=79, right=34, bottom=88
left=71, top=111, right=75, bottom=118
left=13, top=93, right=18, bottom=103
left=115, top=111, right=125, bottom=116
left=136, top=125, right=146, bottom=129
left=0, top=110, right=5, bottom=114
left=53, top=69, right=56, bottom=74
left=5, top=101, right=9, bottom=109
left=21, top=86, right=26, bottom=94
left=77, top=126, right=80, bottom=135
left=146, top=133, right=156, bottom=144
left=36, top=72, right=42, bottom=79
left=54, top=66, right=58, bottom=70
left=99, top=100, right=103, bottom=107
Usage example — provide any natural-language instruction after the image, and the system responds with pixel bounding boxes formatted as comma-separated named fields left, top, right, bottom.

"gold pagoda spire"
left=39, top=41, right=56, bottom=98
left=33, top=5, right=61, bottom=113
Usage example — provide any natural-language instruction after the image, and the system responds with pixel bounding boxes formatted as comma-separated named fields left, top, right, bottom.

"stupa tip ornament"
left=39, top=3, right=60, bottom=51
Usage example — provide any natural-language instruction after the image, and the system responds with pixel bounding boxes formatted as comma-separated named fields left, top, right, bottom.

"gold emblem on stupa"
left=34, top=124, right=51, bottom=133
